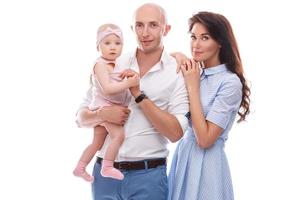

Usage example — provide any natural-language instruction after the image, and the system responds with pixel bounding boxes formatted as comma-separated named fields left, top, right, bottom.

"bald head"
left=133, top=3, right=168, bottom=25
left=131, top=3, right=171, bottom=54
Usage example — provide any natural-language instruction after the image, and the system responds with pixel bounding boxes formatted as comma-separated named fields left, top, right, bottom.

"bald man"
left=76, top=3, right=189, bottom=199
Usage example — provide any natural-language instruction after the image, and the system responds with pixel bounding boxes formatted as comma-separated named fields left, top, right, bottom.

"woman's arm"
left=188, top=89, right=223, bottom=149
left=181, top=60, right=223, bottom=149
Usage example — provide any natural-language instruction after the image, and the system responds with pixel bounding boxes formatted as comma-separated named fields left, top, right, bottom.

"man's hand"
left=119, top=69, right=141, bottom=98
left=99, top=105, right=131, bottom=125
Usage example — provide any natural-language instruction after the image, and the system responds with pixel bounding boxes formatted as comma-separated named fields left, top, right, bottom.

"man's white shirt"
left=79, top=49, right=189, bottom=161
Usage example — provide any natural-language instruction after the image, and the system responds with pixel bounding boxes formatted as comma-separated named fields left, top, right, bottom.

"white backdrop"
left=0, top=0, right=299, bottom=199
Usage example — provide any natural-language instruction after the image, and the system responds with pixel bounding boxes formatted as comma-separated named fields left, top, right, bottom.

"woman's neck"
left=203, top=57, right=221, bottom=69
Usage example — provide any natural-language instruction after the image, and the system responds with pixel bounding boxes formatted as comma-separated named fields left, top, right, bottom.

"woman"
left=168, top=11, right=250, bottom=200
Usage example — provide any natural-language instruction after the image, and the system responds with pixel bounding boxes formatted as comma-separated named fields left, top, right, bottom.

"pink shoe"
left=73, top=161, right=94, bottom=182
left=73, top=169, right=94, bottom=182
left=101, top=160, right=124, bottom=180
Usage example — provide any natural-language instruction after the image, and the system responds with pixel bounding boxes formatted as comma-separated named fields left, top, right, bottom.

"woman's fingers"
left=180, top=64, right=187, bottom=75
left=191, top=59, right=199, bottom=72
left=185, top=60, right=192, bottom=70
left=176, top=64, right=181, bottom=73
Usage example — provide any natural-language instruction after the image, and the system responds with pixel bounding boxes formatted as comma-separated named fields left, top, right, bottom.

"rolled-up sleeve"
left=168, top=74, right=189, bottom=133
left=206, top=77, right=242, bottom=129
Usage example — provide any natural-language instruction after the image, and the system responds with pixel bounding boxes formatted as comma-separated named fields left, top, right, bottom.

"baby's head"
left=96, top=23, right=123, bottom=60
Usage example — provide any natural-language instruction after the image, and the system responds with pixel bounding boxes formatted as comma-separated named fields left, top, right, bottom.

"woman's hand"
left=180, top=59, right=201, bottom=93
left=170, top=52, right=190, bottom=73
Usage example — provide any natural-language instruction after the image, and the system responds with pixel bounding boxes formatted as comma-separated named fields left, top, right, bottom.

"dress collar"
left=202, top=64, right=227, bottom=76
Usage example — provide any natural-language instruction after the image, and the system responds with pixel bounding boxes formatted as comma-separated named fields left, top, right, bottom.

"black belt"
left=96, top=157, right=166, bottom=170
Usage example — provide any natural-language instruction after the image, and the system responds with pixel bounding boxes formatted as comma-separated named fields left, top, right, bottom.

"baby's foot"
left=101, top=166, right=124, bottom=180
left=73, top=168, right=94, bottom=182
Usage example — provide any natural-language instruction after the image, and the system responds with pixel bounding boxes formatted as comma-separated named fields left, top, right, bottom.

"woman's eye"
left=201, top=36, right=209, bottom=41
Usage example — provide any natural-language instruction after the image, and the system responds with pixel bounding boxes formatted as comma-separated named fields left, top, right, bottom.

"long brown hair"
left=189, top=11, right=250, bottom=122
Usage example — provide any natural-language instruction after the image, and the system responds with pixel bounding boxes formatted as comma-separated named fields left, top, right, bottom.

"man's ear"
left=163, top=25, right=171, bottom=36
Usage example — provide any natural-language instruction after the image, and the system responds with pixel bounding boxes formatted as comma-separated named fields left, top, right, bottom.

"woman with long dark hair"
left=168, top=11, right=250, bottom=200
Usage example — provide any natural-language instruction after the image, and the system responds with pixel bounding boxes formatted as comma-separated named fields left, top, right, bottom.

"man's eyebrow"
left=135, top=21, right=160, bottom=24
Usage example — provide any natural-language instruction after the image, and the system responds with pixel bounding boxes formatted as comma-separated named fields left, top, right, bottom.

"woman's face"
left=190, top=23, right=221, bottom=67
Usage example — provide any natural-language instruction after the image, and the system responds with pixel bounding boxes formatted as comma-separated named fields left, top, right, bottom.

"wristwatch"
left=135, top=91, right=148, bottom=103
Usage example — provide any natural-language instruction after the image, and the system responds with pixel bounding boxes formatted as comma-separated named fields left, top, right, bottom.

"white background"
left=0, top=0, right=299, bottom=199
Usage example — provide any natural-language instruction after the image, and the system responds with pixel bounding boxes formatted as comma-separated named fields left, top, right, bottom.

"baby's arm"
left=95, top=62, right=139, bottom=95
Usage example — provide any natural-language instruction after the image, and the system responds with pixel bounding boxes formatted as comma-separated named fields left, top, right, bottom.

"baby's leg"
left=73, top=126, right=107, bottom=182
left=101, top=122, right=125, bottom=180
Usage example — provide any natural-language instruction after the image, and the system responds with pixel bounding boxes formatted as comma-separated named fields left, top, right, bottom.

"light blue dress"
left=168, top=64, right=242, bottom=200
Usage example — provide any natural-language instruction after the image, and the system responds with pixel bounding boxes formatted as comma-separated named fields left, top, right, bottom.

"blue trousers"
left=92, top=160, right=168, bottom=200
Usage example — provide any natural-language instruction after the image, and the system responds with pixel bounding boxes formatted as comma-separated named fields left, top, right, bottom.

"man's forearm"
left=137, top=99, right=183, bottom=142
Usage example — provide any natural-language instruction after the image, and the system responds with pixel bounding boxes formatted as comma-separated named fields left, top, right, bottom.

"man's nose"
left=142, top=26, right=149, bottom=37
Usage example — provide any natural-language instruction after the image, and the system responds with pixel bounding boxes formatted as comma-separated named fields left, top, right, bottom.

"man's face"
left=132, top=6, right=168, bottom=53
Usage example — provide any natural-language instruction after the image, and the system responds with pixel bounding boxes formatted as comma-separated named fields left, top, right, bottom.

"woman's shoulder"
left=223, top=70, right=242, bottom=87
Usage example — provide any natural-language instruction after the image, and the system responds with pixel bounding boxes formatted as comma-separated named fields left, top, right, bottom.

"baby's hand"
left=120, top=69, right=137, bottom=79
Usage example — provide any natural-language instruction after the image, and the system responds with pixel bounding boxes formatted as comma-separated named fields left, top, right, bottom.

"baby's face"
left=99, top=34, right=123, bottom=60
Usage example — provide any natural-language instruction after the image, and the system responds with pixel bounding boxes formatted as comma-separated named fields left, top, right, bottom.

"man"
left=76, top=3, right=189, bottom=200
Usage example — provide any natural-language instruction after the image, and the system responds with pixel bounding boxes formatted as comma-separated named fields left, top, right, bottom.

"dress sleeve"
left=206, top=76, right=242, bottom=129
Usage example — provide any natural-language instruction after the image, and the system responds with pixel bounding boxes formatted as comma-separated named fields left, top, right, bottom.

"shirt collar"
left=128, top=48, right=171, bottom=73
left=202, top=64, right=227, bottom=76
left=160, top=48, right=172, bottom=66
